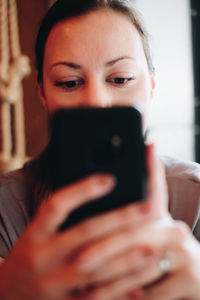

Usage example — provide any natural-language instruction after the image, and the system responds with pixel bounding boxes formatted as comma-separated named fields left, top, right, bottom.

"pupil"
left=67, top=81, right=76, bottom=88
left=115, top=78, right=125, bottom=84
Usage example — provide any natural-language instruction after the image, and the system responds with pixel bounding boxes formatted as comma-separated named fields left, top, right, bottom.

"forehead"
left=44, top=8, right=146, bottom=66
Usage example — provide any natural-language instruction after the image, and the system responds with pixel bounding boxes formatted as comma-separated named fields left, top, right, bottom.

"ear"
left=38, top=83, right=48, bottom=110
left=150, top=73, right=156, bottom=100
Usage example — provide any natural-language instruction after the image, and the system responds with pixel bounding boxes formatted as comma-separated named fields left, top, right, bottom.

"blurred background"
left=0, top=0, right=199, bottom=171
left=136, top=0, right=196, bottom=161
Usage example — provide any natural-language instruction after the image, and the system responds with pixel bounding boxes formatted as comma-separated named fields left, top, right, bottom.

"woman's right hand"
left=0, top=173, right=117, bottom=300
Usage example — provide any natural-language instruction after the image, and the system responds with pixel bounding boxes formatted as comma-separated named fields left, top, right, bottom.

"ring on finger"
left=159, top=253, right=172, bottom=274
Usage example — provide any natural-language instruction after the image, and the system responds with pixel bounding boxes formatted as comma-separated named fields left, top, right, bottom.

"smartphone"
left=49, top=106, right=147, bottom=230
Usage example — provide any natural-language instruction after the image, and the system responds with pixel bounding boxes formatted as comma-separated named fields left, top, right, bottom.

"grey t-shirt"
left=0, top=156, right=199, bottom=258
left=0, top=166, right=34, bottom=258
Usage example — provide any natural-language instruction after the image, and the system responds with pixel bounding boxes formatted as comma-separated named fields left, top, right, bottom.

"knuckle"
left=171, top=221, right=190, bottom=242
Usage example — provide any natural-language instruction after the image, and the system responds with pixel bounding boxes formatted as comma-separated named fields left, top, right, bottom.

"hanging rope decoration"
left=0, top=0, right=31, bottom=171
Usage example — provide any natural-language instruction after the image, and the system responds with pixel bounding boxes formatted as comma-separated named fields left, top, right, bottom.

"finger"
left=76, top=222, right=197, bottom=299
left=84, top=260, right=164, bottom=300
left=29, top=173, right=116, bottom=241
left=11, top=223, right=192, bottom=284
left=145, top=144, right=169, bottom=218
left=82, top=226, right=198, bottom=299
left=81, top=247, right=157, bottom=284
left=144, top=270, right=199, bottom=300
left=43, top=198, right=153, bottom=264
left=38, top=263, right=90, bottom=300
left=76, top=218, right=182, bottom=273
left=79, top=234, right=195, bottom=288
left=17, top=195, right=153, bottom=276
left=27, top=145, right=165, bottom=244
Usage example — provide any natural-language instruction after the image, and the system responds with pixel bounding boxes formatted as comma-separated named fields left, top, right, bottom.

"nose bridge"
left=83, top=77, right=111, bottom=108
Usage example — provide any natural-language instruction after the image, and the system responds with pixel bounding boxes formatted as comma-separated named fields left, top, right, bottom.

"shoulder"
left=0, top=161, right=34, bottom=184
left=162, top=156, right=200, bottom=183
left=0, top=164, right=35, bottom=218
left=162, top=156, right=200, bottom=234
left=0, top=164, right=34, bottom=206
left=0, top=164, right=35, bottom=257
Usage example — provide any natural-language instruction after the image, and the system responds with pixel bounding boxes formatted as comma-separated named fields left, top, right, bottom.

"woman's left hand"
left=74, top=145, right=200, bottom=300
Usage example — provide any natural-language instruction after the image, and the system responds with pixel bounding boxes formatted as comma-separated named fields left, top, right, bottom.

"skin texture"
left=0, top=8, right=200, bottom=300
left=39, top=9, right=155, bottom=128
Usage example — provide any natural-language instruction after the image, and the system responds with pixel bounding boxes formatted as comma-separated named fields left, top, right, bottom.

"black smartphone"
left=49, top=106, right=147, bottom=230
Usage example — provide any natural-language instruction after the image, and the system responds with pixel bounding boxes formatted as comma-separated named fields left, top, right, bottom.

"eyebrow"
left=50, top=56, right=135, bottom=70
left=105, top=56, right=135, bottom=66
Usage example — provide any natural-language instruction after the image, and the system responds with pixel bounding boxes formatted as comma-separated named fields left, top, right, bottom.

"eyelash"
left=106, top=77, right=134, bottom=85
left=55, top=79, right=84, bottom=91
left=54, top=77, right=135, bottom=91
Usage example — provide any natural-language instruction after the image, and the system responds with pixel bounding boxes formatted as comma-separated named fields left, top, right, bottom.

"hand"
left=69, top=145, right=200, bottom=300
left=0, top=146, right=160, bottom=300
left=131, top=222, right=200, bottom=300
left=0, top=173, right=118, bottom=300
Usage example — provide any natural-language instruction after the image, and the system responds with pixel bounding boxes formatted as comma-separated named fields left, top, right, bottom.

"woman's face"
left=39, top=8, right=155, bottom=126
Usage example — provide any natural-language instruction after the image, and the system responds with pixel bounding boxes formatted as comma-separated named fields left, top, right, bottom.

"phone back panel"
left=49, top=107, right=147, bottom=229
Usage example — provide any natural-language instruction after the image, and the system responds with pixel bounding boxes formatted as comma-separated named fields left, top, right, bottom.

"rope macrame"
left=0, top=0, right=31, bottom=171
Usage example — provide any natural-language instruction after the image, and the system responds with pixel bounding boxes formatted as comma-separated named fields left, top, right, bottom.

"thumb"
left=146, top=143, right=169, bottom=218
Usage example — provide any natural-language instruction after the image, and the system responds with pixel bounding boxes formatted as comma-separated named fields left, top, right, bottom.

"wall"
left=18, top=0, right=49, bottom=158
left=135, top=0, right=194, bottom=160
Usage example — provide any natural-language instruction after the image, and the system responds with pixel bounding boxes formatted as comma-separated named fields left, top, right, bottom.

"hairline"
left=36, top=2, right=154, bottom=83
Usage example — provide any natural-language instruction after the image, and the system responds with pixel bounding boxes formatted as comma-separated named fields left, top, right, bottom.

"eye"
left=54, top=79, right=84, bottom=91
left=107, top=77, right=135, bottom=86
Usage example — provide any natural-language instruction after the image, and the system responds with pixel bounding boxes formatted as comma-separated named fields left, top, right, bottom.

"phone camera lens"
left=111, top=135, right=122, bottom=147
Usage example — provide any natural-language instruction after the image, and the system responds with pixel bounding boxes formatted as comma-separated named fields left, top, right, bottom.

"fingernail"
left=96, top=174, right=116, bottom=189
